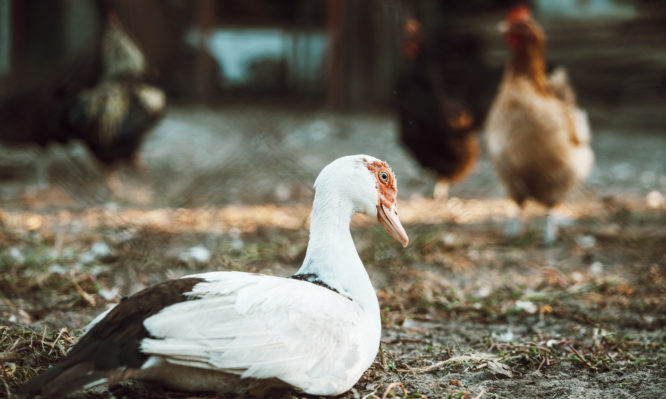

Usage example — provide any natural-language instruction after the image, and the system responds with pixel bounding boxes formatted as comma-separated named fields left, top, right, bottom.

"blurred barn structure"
left=0, top=0, right=404, bottom=107
left=0, top=0, right=664, bottom=118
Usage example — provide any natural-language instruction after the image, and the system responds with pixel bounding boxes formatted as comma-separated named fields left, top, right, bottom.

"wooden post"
left=195, top=0, right=216, bottom=101
left=0, top=0, right=10, bottom=78
left=326, top=0, right=345, bottom=108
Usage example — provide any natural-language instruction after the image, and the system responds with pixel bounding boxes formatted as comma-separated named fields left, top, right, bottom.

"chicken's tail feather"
left=547, top=67, right=577, bottom=105
left=571, top=109, right=591, bottom=144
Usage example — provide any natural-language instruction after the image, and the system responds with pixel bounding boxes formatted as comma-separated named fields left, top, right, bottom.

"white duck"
left=19, top=155, right=409, bottom=397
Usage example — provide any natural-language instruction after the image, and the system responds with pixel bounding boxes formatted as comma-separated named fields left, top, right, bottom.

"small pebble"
left=589, top=261, right=603, bottom=275
left=90, top=242, right=111, bottom=258
left=9, top=247, right=22, bottom=260
left=229, top=227, right=244, bottom=250
left=180, top=246, right=211, bottom=263
left=515, top=300, right=537, bottom=314
left=492, top=329, right=514, bottom=343
left=646, top=190, right=663, bottom=208
left=575, top=235, right=596, bottom=249
left=98, top=287, right=120, bottom=301
left=48, top=264, right=67, bottom=274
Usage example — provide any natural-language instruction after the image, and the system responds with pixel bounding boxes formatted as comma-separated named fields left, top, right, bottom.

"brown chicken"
left=484, top=6, right=594, bottom=244
left=395, top=17, right=484, bottom=199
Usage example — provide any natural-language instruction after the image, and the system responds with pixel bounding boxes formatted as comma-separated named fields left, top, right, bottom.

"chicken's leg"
left=34, top=146, right=52, bottom=188
left=506, top=204, right=522, bottom=237
left=433, top=177, right=450, bottom=200
left=130, top=152, right=146, bottom=172
left=105, top=167, right=122, bottom=195
left=543, top=208, right=558, bottom=245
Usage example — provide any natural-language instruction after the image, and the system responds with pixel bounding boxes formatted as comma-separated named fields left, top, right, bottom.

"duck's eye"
left=379, top=171, right=389, bottom=183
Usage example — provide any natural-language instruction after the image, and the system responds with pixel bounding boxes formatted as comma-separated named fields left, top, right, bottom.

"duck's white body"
left=139, top=272, right=379, bottom=395
left=20, top=155, right=408, bottom=397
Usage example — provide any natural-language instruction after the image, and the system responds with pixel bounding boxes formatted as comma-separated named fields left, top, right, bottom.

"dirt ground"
left=0, top=104, right=664, bottom=398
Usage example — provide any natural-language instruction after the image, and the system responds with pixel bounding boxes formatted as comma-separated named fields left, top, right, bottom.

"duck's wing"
left=140, top=271, right=371, bottom=395
left=17, top=277, right=206, bottom=397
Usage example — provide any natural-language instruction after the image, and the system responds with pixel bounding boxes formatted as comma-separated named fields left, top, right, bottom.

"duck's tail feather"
left=17, top=362, right=107, bottom=397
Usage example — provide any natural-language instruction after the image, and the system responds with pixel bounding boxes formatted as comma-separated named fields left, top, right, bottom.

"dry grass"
left=0, top=195, right=665, bottom=398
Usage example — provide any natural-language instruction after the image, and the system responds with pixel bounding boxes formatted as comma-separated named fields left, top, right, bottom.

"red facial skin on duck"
left=366, top=161, right=409, bottom=247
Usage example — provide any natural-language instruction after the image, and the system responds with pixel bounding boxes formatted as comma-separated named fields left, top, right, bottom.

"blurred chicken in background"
left=485, top=5, right=594, bottom=244
left=394, top=8, right=495, bottom=199
left=68, top=10, right=166, bottom=188
left=0, top=4, right=165, bottom=191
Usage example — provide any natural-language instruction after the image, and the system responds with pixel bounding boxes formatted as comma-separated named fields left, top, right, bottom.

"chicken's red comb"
left=404, top=18, right=420, bottom=35
left=107, top=9, right=120, bottom=24
left=506, top=5, right=531, bottom=23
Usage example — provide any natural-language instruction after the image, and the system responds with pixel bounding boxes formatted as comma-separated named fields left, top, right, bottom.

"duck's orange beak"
left=377, top=203, right=409, bottom=247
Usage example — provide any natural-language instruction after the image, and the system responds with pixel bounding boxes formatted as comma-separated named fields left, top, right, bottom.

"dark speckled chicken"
left=0, top=10, right=165, bottom=185
left=65, top=14, right=165, bottom=171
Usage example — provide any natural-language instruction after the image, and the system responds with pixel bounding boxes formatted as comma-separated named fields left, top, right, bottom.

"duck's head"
left=314, top=155, right=409, bottom=247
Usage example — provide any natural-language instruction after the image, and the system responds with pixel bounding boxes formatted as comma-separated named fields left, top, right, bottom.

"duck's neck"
left=295, top=190, right=378, bottom=315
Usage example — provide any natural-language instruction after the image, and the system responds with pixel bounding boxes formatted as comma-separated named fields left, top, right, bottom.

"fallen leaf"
left=487, top=360, right=513, bottom=378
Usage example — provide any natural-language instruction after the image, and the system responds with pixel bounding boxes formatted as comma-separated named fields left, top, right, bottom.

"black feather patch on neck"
left=291, top=273, right=351, bottom=301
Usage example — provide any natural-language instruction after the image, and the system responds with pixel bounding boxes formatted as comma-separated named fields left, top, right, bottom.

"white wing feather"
left=139, top=272, right=376, bottom=395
